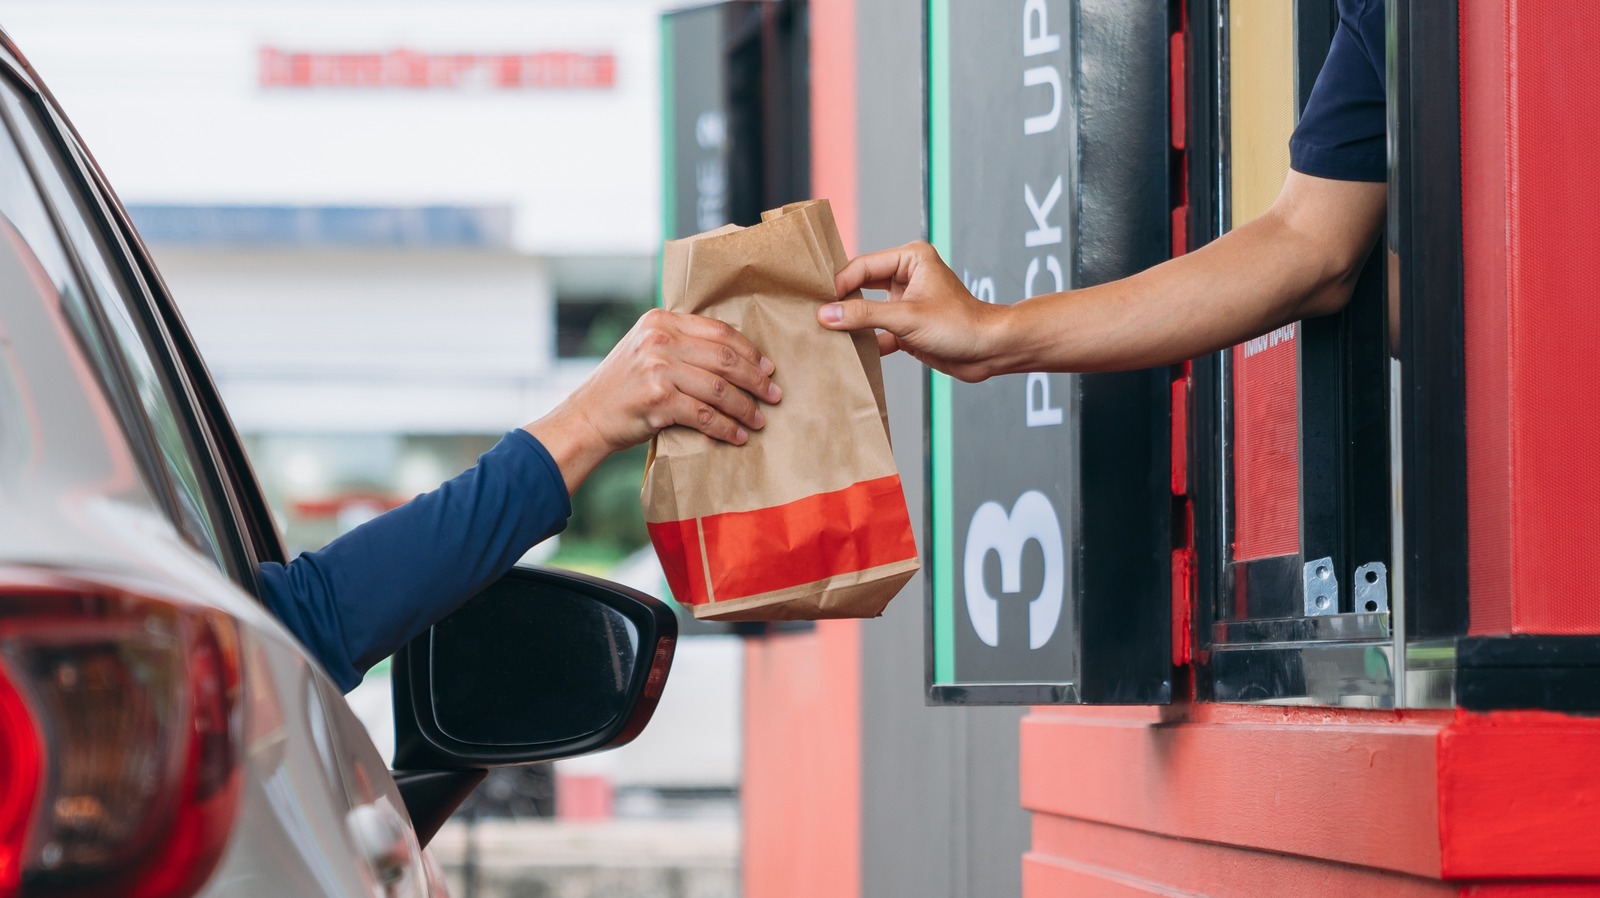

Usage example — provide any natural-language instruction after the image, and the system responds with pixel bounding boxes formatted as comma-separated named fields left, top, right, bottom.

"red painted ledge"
left=1021, top=704, right=1600, bottom=884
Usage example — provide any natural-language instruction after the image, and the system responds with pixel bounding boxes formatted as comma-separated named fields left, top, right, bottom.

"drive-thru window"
left=666, top=1, right=1600, bottom=895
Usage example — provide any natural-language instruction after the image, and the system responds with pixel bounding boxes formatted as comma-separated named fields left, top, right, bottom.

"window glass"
left=1204, top=1, right=1396, bottom=707
left=0, top=124, right=162, bottom=519
left=0, top=80, right=234, bottom=573
left=1224, top=0, right=1303, bottom=619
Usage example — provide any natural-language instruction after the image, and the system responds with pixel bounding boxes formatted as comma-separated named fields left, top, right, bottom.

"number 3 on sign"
left=962, top=491, right=1065, bottom=650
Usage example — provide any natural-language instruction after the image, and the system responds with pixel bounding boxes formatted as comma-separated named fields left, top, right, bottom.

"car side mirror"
left=390, top=565, right=677, bottom=842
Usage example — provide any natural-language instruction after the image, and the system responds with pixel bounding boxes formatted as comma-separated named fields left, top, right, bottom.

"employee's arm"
left=819, top=170, right=1386, bottom=379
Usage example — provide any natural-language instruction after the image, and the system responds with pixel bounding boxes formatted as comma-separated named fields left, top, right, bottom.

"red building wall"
left=740, top=1, right=862, bottom=896
left=1020, top=2, right=1600, bottom=895
left=1462, top=0, right=1600, bottom=635
left=740, top=2, right=1600, bottom=896
left=742, top=621, right=861, bottom=898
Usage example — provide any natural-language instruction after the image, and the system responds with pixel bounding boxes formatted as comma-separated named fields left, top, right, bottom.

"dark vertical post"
left=1388, top=0, right=1468, bottom=638
left=1186, top=0, right=1226, bottom=697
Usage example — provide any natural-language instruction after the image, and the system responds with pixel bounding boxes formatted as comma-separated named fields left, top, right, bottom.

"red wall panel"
left=1027, top=815, right=1456, bottom=898
left=742, top=622, right=861, bottom=898
left=1021, top=704, right=1446, bottom=878
left=1462, top=0, right=1600, bottom=634
left=1231, top=328, right=1301, bottom=561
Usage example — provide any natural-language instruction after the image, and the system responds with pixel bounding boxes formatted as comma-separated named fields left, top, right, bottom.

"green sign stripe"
left=657, top=15, right=675, bottom=308
left=928, top=0, right=955, bottom=685
left=932, top=373, right=954, bottom=684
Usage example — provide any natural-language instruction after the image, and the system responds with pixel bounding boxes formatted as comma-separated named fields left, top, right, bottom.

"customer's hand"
left=527, top=309, right=781, bottom=493
left=818, top=241, right=1005, bottom=383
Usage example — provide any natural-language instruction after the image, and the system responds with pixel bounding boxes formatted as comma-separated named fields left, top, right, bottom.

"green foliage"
left=562, top=443, right=650, bottom=558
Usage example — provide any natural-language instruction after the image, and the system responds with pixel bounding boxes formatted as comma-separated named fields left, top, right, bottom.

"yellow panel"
left=1228, top=1, right=1296, bottom=226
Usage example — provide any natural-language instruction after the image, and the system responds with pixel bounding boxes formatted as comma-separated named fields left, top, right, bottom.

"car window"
left=0, top=125, right=169, bottom=523
left=0, top=78, right=237, bottom=575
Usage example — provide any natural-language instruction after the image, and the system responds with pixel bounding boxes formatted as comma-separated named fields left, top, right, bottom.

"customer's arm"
left=258, top=429, right=571, bottom=691
left=819, top=170, right=1386, bottom=380
left=260, top=309, right=782, bottom=691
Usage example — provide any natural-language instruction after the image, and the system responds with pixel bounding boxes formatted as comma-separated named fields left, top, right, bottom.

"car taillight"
left=0, top=569, right=243, bottom=898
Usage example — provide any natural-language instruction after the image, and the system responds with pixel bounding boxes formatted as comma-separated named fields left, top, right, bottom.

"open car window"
left=0, top=74, right=244, bottom=579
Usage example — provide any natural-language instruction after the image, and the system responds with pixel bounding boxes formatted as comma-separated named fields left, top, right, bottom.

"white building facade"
left=5, top=0, right=665, bottom=432
left=3, top=0, right=670, bottom=548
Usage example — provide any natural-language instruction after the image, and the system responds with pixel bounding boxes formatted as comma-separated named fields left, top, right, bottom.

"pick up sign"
left=925, top=0, right=1173, bottom=705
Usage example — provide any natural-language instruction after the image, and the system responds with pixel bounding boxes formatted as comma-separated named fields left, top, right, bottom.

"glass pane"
left=0, top=81, right=233, bottom=573
left=1224, top=1, right=1302, bottom=619
left=0, top=121, right=162, bottom=523
left=430, top=582, right=640, bottom=747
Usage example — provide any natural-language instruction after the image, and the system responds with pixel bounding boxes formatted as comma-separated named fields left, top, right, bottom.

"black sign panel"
left=942, top=0, right=1078, bottom=685
left=927, top=0, right=1173, bottom=704
left=664, top=4, right=736, bottom=240
left=662, top=1, right=794, bottom=242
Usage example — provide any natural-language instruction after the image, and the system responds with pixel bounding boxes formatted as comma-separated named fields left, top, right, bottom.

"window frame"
left=1384, top=0, right=1468, bottom=705
left=1188, top=0, right=1462, bottom=708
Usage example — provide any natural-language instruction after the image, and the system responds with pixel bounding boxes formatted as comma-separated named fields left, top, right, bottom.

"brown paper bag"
left=642, top=199, right=920, bottom=621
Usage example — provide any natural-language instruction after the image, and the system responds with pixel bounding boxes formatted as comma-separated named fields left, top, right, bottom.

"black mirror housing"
left=392, top=565, right=678, bottom=771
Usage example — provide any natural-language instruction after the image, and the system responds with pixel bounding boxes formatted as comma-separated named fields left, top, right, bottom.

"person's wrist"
left=524, top=401, right=613, bottom=495
left=974, top=301, right=1020, bottom=378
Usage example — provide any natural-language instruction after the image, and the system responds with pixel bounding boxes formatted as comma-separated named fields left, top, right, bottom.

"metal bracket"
left=1353, top=561, right=1390, bottom=614
left=1303, top=557, right=1339, bottom=616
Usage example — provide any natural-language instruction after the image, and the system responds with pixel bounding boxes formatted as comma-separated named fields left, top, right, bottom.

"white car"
left=0, top=28, right=676, bottom=897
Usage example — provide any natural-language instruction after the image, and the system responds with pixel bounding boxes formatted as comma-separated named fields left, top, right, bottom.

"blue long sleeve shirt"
left=258, top=429, right=572, bottom=692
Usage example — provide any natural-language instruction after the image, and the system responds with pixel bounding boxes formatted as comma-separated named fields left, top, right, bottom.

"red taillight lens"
left=0, top=651, right=44, bottom=894
left=0, top=570, right=243, bottom=898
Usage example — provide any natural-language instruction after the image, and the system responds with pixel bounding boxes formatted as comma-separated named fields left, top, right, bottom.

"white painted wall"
left=153, top=247, right=593, bottom=432
left=0, top=0, right=670, bottom=255
left=1, top=0, right=675, bottom=433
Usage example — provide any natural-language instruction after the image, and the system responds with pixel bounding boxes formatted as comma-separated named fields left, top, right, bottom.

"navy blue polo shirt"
left=1289, top=0, right=1387, bottom=183
left=259, top=429, right=571, bottom=692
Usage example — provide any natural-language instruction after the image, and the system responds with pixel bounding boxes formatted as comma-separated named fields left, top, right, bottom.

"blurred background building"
left=4, top=0, right=661, bottom=559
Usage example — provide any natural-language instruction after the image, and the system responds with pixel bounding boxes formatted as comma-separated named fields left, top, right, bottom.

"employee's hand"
left=818, top=242, right=1005, bottom=383
left=526, top=308, right=781, bottom=493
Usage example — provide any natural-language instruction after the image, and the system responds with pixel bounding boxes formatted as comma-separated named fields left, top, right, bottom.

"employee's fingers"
left=816, top=296, right=915, bottom=336
left=877, top=331, right=902, bottom=357
left=673, top=366, right=765, bottom=432
left=678, top=336, right=782, bottom=404
left=834, top=248, right=914, bottom=297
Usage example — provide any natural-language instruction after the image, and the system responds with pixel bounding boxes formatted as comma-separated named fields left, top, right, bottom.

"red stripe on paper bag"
left=648, top=517, right=707, bottom=606
left=648, top=475, right=916, bottom=606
